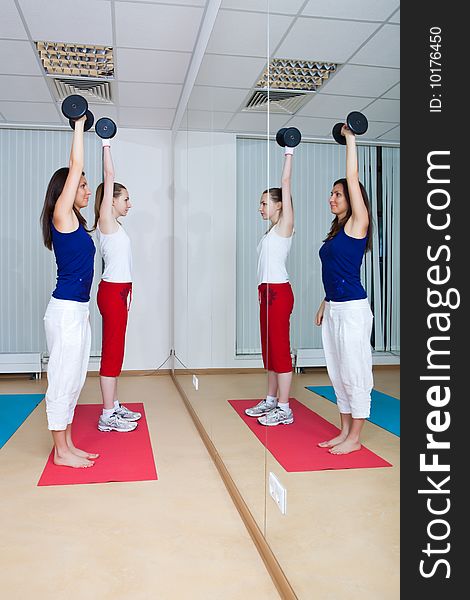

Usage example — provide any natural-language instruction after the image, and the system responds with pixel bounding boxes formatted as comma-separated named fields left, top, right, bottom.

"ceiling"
left=0, top=0, right=400, bottom=143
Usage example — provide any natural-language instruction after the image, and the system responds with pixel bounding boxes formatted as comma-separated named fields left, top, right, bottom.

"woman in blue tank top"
left=40, top=114, right=98, bottom=469
left=315, top=123, right=374, bottom=455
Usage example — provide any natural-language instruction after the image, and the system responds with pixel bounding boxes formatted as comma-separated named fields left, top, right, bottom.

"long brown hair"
left=40, top=167, right=90, bottom=251
left=93, top=182, right=127, bottom=229
left=324, top=178, right=372, bottom=252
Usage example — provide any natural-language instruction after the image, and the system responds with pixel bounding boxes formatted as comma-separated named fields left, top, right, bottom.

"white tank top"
left=96, top=223, right=133, bottom=283
left=257, top=224, right=293, bottom=285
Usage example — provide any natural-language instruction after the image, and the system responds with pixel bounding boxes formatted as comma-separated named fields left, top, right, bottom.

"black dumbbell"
left=276, top=127, right=302, bottom=148
left=332, top=111, right=368, bottom=145
left=61, top=94, right=94, bottom=132
left=95, top=117, right=117, bottom=139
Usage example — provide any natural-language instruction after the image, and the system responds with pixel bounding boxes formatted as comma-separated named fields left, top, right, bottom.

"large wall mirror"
left=174, top=1, right=400, bottom=598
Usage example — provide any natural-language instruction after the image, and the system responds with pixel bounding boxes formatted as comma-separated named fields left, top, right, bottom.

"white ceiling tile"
left=195, top=55, right=266, bottom=88
left=226, top=112, right=290, bottom=134
left=0, top=101, right=61, bottom=123
left=322, top=65, right=399, bottom=97
left=351, top=25, right=399, bottom=68
left=378, top=125, right=400, bottom=141
left=117, top=0, right=206, bottom=4
left=383, top=83, right=400, bottom=99
left=281, top=115, right=332, bottom=137
left=1, top=0, right=28, bottom=39
left=86, top=104, right=119, bottom=123
left=390, top=9, right=400, bottom=23
left=207, top=10, right=293, bottom=57
left=119, top=106, right=174, bottom=129
left=297, top=93, right=372, bottom=119
left=361, top=121, right=399, bottom=140
left=188, top=86, right=250, bottom=112
left=302, top=0, right=399, bottom=21
left=17, top=0, right=113, bottom=45
left=361, top=98, right=399, bottom=121
left=116, top=48, right=191, bottom=84
left=221, top=0, right=304, bottom=14
left=268, top=115, right=304, bottom=135
left=276, top=18, right=379, bottom=63
left=0, top=40, right=43, bottom=76
left=186, top=110, right=234, bottom=130
left=0, top=75, right=51, bottom=102
left=118, top=82, right=182, bottom=109
left=115, top=3, right=203, bottom=51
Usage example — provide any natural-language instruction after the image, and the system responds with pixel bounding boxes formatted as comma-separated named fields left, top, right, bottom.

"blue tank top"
left=319, top=227, right=367, bottom=302
left=51, top=221, right=95, bottom=302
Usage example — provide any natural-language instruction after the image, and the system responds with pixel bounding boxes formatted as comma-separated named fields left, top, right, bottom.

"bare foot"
left=54, top=449, right=95, bottom=468
left=318, top=433, right=348, bottom=448
left=68, top=444, right=100, bottom=460
left=329, top=439, right=362, bottom=455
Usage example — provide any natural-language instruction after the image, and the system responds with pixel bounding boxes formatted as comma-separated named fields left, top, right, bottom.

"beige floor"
left=0, top=375, right=279, bottom=600
left=175, top=366, right=400, bottom=600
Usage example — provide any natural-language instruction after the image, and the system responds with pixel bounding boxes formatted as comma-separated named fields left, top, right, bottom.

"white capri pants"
left=321, top=298, right=374, bottom=419
left=44, top=297, right=91, bottom=431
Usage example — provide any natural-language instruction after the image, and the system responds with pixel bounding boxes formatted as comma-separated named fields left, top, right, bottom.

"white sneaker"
left=245, top=399, right=277, bottom=417
left=98, top=412, right=138, bottom=432
left=114, top=403, right=141, bottom=421
left=258, top=407, right=294, bottom=426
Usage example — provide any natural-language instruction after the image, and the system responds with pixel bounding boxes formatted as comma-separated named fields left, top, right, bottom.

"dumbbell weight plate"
left=347, top=111, right=368, bottom=136
left=283, top=127, right=301, bottom=148
left=61, top=94, right=88, bottom=120
left=332, top=122, right=346, bottom=145
left=95, top=117, right=117, bottom=139
left=276, top=128, right=287, bottom=146
left=69, top=110, right=94, bottom=132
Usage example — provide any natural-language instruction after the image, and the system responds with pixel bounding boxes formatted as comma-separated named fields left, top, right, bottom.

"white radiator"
left=294, top=349, right=400, bottom=372
left=0, top=353, right=42, bottom=378
left=294, top=349, right=326, bottom=371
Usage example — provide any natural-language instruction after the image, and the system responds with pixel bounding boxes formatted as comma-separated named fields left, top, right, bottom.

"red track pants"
left=258, top=282, right=294, bottom=374
left=97, top=280, right=132, bottom=377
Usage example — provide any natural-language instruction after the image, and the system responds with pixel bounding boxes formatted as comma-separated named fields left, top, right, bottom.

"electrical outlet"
left=192, top=374, right=199, bottom=390
left=269, top=472, right=287, bottom=515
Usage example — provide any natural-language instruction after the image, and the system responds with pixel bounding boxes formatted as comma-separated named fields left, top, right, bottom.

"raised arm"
left=98, top=139, right=118, bottom=234
left=342, top=124, right=369, bottom=238
left=53, top=116, right=86, bottom=230
left=277, top=147, right=294, bottom=237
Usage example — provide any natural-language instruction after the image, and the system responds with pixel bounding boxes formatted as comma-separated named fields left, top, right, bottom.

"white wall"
left=109, top=129, right=172, bottom=371
left=174, top=130, right=263, bottom=369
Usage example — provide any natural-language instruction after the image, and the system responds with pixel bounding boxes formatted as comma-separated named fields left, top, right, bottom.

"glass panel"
left=174, top=3, right=400, bottom=597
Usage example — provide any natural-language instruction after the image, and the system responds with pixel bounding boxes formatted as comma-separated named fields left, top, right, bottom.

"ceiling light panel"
left=257, top=58, right=338, bottom=92
left=35, top=41, right=114, bottom=78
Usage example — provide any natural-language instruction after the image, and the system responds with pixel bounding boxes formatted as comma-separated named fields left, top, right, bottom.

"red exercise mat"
left=37, top=403, right=157, bottom=486
left=228, top=399, right=392, bottom=472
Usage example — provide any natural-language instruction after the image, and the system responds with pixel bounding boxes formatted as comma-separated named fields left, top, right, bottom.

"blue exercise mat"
left=0, top=394, right=44, bottom=449
left=306, top=386, right=400, bottom=437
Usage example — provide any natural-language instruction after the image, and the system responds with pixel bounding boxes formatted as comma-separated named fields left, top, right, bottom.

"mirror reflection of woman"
left=245, top=144, right=295, bottom=426
left=315, top=123, right=373, bottom=454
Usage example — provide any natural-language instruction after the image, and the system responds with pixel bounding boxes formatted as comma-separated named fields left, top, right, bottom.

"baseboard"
left=85, top=369, right=171, bottom=377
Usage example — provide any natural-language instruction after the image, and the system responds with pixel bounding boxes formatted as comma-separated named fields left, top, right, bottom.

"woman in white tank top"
left=93, top=138, right=141, bottom=433
left=245, top=145, right=295, bottom=426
